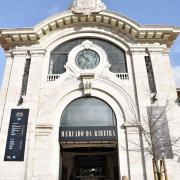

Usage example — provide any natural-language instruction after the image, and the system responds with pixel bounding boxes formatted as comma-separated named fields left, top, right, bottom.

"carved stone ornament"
left=70, top=0, right=107, bottom=15
left=80, top=73, right=95, bottom=95
left=80, top=40, right=94, bottom=49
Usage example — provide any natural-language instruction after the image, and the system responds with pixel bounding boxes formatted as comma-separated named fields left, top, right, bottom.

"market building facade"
left=0, top=0, right=180, bottom=180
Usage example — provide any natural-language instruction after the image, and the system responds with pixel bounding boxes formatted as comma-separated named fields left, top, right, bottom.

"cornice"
left=12, top=49, right=28, bottom=56
left=0, top=10, right=180, bottom=50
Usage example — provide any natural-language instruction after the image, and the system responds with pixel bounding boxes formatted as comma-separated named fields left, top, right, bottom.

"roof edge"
left=0, top=10, right=180, bottom=50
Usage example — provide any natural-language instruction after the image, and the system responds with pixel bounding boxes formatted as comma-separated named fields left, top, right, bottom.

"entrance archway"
left=59, top=97, right=119, bottom=180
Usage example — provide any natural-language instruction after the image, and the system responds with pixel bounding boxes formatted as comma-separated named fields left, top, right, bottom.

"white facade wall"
left=0, top=10, right=179, bottom=180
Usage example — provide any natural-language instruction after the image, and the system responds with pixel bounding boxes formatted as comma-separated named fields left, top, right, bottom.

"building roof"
left=0, top=10, right=180, bottom=50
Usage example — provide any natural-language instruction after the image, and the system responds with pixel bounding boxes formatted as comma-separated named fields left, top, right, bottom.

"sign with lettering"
left=59, top=126, right=117, bottom=142
left=4, top=109, right=29, bottom=161
left=147, top=106, right=173, bottom=160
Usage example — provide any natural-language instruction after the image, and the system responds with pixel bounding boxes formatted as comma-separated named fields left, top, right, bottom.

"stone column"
left=130, top=48, right=150, bottom=103
left=24, top=49, right=47, bottom=180
left=0, top=49, right=28, bottom=180
left=32, top=125, right=53, bottom=180
left=147, top=48, right=177, bottom=101
left=7, top=49, right=27, bottom=100
left=117, top=125, right=130, bottom=179
left=125, top=125, right=146, bottom=180
left=128, top=48, right=148, bottom=180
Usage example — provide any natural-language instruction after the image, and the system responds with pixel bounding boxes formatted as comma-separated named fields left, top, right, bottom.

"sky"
left=0, top=0, right=180, bottom=87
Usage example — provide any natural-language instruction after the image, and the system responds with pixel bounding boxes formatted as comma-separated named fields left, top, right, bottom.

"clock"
left=75, top=49, right=100, bottom=70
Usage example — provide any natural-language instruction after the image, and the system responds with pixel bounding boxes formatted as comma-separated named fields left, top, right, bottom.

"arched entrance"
left=59, top=97, right=119, bottom=180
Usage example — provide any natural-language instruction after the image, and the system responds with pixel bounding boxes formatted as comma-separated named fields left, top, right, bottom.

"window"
left=21, top=58, right=31, bottom=95
left=49, top=38, right=127, bottom=74
left=145, top=56, right=156, bottom=93
left=177, top=88, right=180, bottom=104
left=60, top=97, right=116, bottom=127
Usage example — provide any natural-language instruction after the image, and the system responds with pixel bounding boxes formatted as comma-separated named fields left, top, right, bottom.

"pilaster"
left=125, top=125, right=147, bottom=180
left=129, top=48, right=150, bottom=105
left=7, top=49, right=27, bottom=103
left=32, top=124, right=53, bottom=179
left=147, top=47, right=176, bottom=103
left=27, top=49, right=46, bottom=96
left=25, top=49, right=46, bottom=180
left=0, top=49, right=29, bottom=180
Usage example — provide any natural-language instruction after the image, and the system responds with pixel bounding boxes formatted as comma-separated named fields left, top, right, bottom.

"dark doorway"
left=61, top=145, right=119, bottom=180
left=74, top=155, right=106, bottom=179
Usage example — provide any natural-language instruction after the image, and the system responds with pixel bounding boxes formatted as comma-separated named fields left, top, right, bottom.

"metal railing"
left=47, top=73, right=129, bottom=81
left=47, top=74, right=61, bottom=81
left=115, top=73, right=129, bottom=80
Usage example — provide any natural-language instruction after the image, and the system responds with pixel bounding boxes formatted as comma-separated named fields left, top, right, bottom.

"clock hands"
left=81, top=54, right=90, bottom=62
left=76, top=49, right=100, bottom=69
left=79, top=55, right=91, bottom=69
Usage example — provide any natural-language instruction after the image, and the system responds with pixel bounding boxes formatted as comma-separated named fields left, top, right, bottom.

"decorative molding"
left=129, top=47, right=146, bottom=54
left=4, top=51, right=13, bottom=58
left=122, top=122, right=141, bottom=128
left=0, top=12, right=179, bottom=54
left=80, top=40, right=94, bottom=49
left=36, top=124, right=53, bottom=136
left=0, top=11, right=179, bottom=49
left=30, top=49, right=46, bottom=56
left=146, top=47, right=164, bottom=53
left=67, top=40, right=108, bottom=74
left=63, top=74, right=77, bottom=82
left=12, top=49, right=28, bottom=56
left=71, top=0, right=107, bottom=15
left=97, top=73, right=110, bottom=80
left=80, top=73, right=95, bottom=95
left=47, top=73, right=77, bottom=82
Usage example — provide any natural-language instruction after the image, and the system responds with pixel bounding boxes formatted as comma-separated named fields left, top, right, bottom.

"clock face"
left=75, top=49, right=100, bottom=70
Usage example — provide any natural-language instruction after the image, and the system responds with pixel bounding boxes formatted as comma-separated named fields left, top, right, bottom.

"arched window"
left=49, top=38, right=127, bottom=74
left=60, top=97, right=116, bottom=127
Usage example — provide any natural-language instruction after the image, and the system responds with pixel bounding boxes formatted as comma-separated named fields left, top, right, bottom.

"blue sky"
left=0, top=0, right=180, bottom=87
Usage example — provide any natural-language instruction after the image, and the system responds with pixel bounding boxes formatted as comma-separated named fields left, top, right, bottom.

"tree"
left=121, top=93, right=180, bottom=180
left=137, top=99, right=179, bottom=180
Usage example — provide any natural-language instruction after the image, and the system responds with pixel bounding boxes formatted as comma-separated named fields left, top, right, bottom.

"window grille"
left=145, top=56, right=156, bottom=93
left=21, top=58, right=31, bottom=95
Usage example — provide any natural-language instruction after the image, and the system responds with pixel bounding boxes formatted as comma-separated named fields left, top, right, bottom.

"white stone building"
left=0, top=0, right=180, bottom=180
